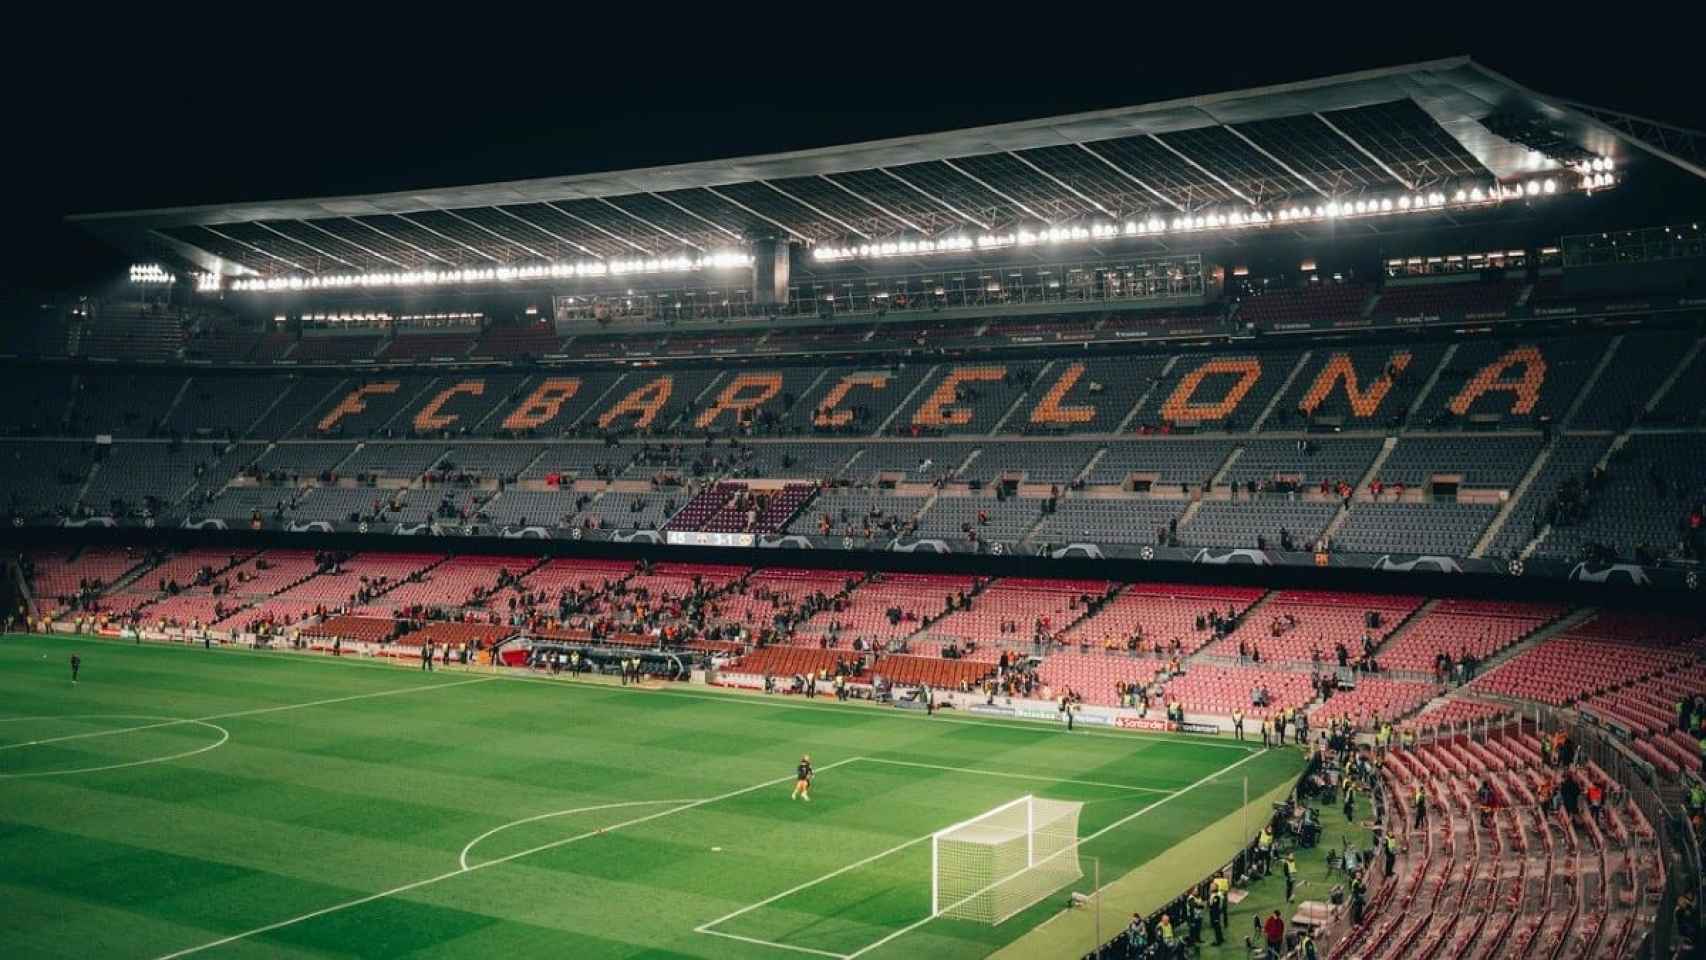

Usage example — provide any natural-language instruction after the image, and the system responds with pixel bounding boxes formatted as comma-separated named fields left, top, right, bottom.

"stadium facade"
left=3, top=58, right=1697, bottom=598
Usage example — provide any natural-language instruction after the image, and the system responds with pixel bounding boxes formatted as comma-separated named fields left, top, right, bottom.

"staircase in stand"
left=1470, top=438, right=1555, bottom=558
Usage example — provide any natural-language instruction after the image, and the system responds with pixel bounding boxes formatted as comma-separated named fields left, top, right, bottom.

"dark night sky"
left=5, top=20, right=1700, bottom=294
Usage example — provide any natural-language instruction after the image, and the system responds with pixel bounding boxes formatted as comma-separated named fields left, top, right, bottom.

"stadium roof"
left=74, top=56, right=1668, bottom=281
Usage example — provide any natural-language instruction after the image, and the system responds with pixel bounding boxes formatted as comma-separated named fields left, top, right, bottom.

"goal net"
left=931, top=795, right=1084, bottom=924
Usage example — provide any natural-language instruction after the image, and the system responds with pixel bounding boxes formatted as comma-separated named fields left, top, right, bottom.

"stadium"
left=2, top=53, right=1705, bottom=959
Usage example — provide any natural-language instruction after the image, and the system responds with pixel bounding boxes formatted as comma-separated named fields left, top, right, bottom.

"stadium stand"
left=1336, top=725, right=1665, bottom=960
left=795, top=572, right=976, bottom=642
left=74, top=307, right=186, bottom=361
left=1017, top=357, right=1170, bottom=434
left=1061, top=583, right=1264, bottom=653
left=1160, top=663, right=1316, bottom=719
left=894, top=363, right=1041, bottom=435
left=1404, top=696, right=1516, bottom=731
left=1141, top=351, right=1304, bottom=431
left=1570, top=330, right=1697, bottom=428
left=1263, top=344, right=1448, bottom=431
left=0, top=371, right=75, bottom=436
left=249, top=442, right=359, bottom=481
left=470, top=323, right=564, bottom=359
left=1538, top=432, right=1706, bottom=563
left=914, top=494, right=1045, bottom=543
left=1308, top=676, right=1441, bottom=725
left=183, top=329, right=262, bottom=363
left=737, top=441, right=860, bottom=480
left=291, top=335, right=382, bottom=362
left=1036, top=651, right=1169, bottom=707
left=378, top=330, right=477, bottom=360
left=1374, top=598, right=1568, bottom=675
left=1332, top=501, right=1498, bottom=557
left=1469, top=611, right=1705, bottom=706
left=436, top=443, right=548, bottom=482
left=1030, top=496, right=1185, bottom=546
left=1368, top=277, right=1524, bottom=323
left=1223, top=438, right=1384, bottom=489
left=1177, top=500, right=1339, bottom=550
left=0, top=441, right=94, bottom=519
left=1234, top=281, right=1370, bottom=330
left=68, top=374, right=187, bottom=438
left=959, top=441, right=1101, bottom=484
left=78, top=442, right=235, bottom=519
left=1376, top=434, right=1544, bottom=488
left=249, top=332, right=298, bottom=362
left=1485, top=434, right=1611, bottom=558
left=788, top=488, right=927, bottom=538
left=1414, top=336, right=1604, bottom=428
left=1205, top=590, right=1424, bottom=664
left=1087, top=440, right=1235, bottom=488
left=843, top=441, right=977, bottom=482
left=929, top=577, right=1109, bottom=645
left=339, top=442, right=450, bottom=480
left=242, top=378, right=347, bottom=439
left=1647, top=342, right=1706, bottom=425
left=305, top=376, right=438, bottom=436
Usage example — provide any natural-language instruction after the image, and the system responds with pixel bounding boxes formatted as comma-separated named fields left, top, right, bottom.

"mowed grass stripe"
left=9, top=630, right=1261, bottom=754
left=0, top=633, right=1302, bottom=960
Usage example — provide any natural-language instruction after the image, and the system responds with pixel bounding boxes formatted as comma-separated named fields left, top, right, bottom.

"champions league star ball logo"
left=1190, top=548, right=1271, bottom=566
left=1370, top=556, right=1464, bottom=574
left=1567, top=562, right=1652, bottom=586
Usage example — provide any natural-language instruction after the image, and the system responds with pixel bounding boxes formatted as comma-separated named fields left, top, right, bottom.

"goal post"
left=931, top=795, right=1084, bottom=924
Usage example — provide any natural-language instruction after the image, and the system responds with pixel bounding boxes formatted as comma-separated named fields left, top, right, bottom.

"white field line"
left=840, top=747, right=1271, bottom=960
left=697, top=929, right=853, bottom=959
left=458, top=799, right=695, bottom=871
left=0, top=715, right=231, bottom=779
left=695, top=756, right=1181, bottom=939
left=855, top=757, right=1174, bottom=794
left=0, top=676, right=494, bottom=751
left=17, top=631, right=1256, bottom=752
left=152, top=758, right=861, bottom=960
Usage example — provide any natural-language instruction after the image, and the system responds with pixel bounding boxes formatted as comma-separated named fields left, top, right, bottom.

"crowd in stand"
left=814, top=496, right=918, bottom=539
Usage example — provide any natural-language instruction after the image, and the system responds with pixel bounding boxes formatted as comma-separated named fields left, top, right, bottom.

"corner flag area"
left=0, top=633, right=1303, bottom=959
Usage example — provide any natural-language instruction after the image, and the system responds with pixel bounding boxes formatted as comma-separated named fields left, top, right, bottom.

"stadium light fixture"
left=803, top=167, right=1613, bottom=265
left=129, top=263, right=174, bottom=284
left=226, top=250, right=752, bottom=292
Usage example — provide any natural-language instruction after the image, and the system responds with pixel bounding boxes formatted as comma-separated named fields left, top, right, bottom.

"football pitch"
left=0, top=633, right=1304, bottom=959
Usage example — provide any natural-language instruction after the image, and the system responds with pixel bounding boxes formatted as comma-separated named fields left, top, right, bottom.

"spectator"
left=1263, top=910, right=1285, bottom=959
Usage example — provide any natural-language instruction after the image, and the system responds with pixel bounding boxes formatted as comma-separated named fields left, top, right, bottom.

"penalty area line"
left=693, top=753, right=1179, bottom=953
left=837, top=746, right=1271, bottom=960
left=697, top=929, right=853, bottom=959
left=152, top=757, right=861, bottom=960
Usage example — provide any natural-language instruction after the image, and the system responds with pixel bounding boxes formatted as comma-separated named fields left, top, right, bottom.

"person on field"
left=70, top=653, right=81, bottom=684
left=791, top=754, right=814, bottom=801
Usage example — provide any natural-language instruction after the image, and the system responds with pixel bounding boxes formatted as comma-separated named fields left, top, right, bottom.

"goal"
left=931, top=795, right=1084, bottom=924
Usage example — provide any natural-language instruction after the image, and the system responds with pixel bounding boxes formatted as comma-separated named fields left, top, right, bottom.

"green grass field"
left=0, top=633, right=1303, bottom=960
